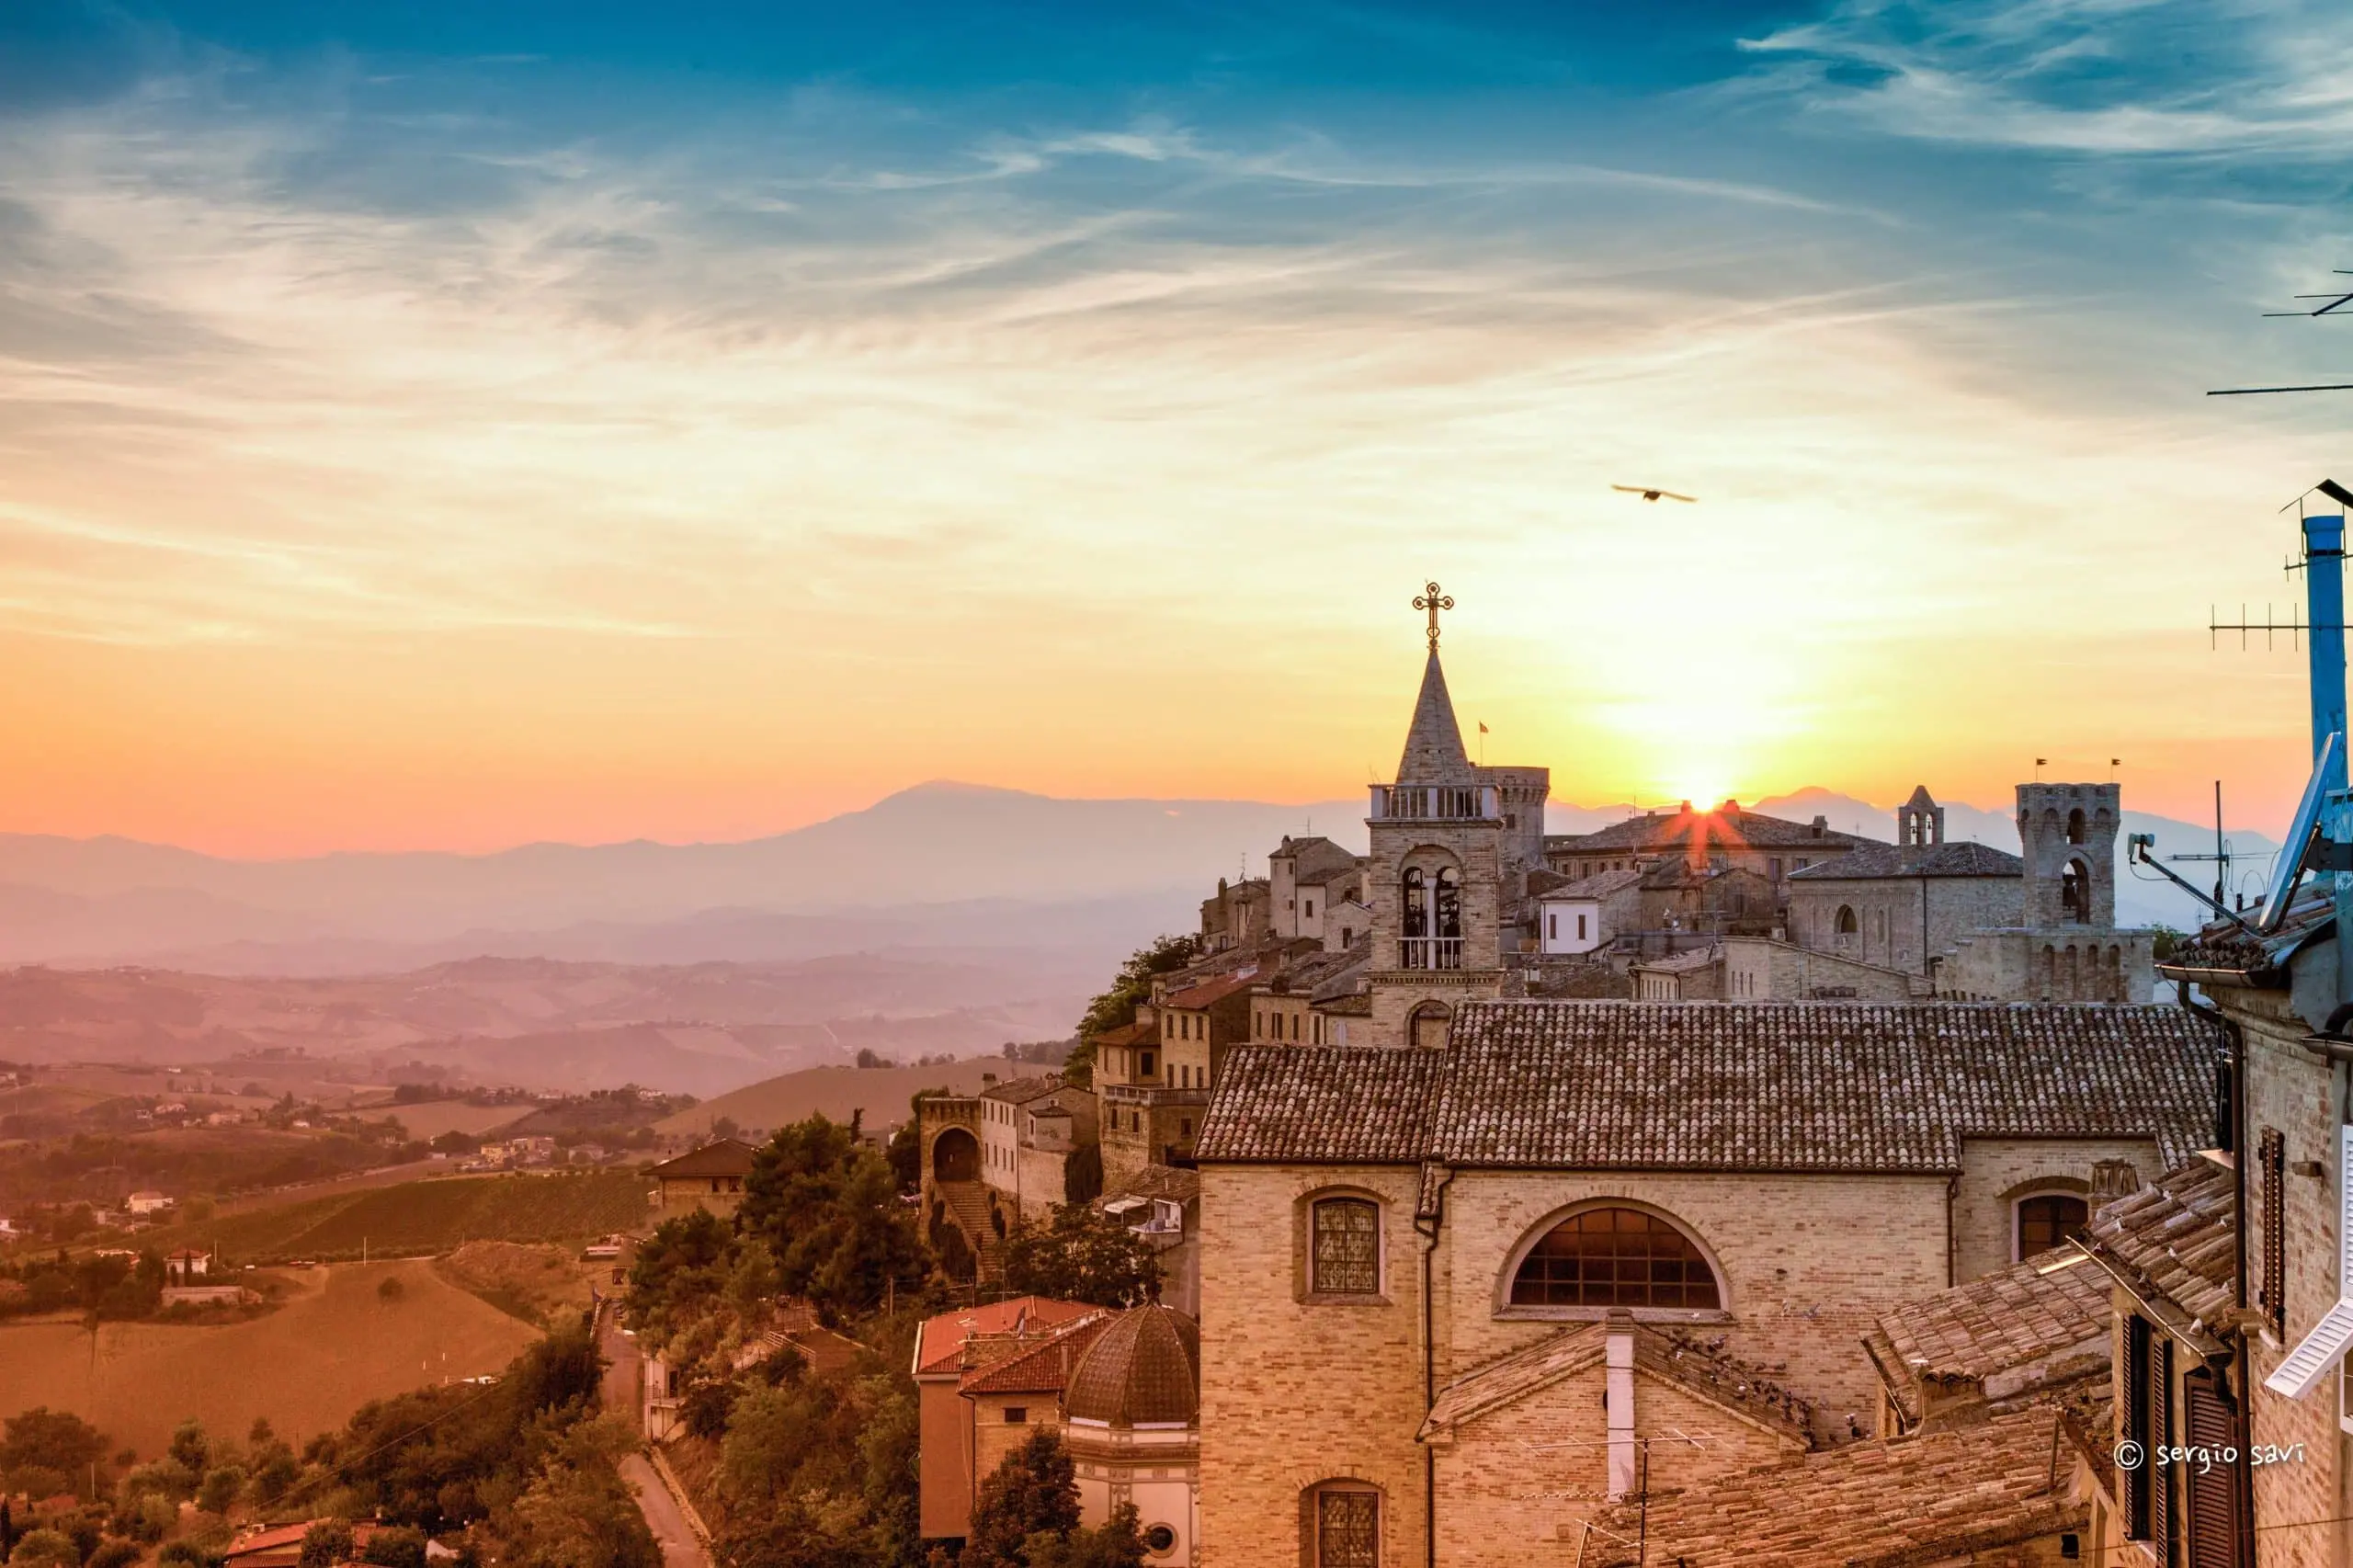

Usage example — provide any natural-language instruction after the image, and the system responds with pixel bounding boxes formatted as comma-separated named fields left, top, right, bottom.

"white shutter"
left=2266, top=1124, right=2353, bottom=1401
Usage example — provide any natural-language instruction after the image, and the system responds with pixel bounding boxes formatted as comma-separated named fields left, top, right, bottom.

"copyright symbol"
left=2115, top=1439, right=2145, bottom=1471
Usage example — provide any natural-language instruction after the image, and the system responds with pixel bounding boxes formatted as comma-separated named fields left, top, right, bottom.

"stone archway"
left=931, top=1126, right=979, bottom=1183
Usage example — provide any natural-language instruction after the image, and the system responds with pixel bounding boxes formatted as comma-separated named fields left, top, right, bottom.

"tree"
left=359, top=1528, right=426, bottom=1568
left=6, top=1529, right=76, bottom=1568
left=500, top=1417, right=659, bottom=1568
left=2, top=1409, right=108, bottom=1487
left=297, top=1521, right=353, bottom=1568
left=198, top=1465, right=245, bottom=1516
left=739, top=1118, right=927, bottom=1318
left=963, top=1431, right=1080, bottom=1568
left=168, top=1422, right=209, bottom=1476
left=1000, top=1205, right=1163, bottom=1309
left=1024, top=1506, right=1147, bottom=1568
left=710, top=1116, right=741, bottom=1141
left=1068, top=937, right=1196, bottom=1087
left=377, top=1277, right=406, bottom=1304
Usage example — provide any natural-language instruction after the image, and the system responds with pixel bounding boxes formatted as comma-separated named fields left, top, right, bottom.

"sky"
left=4, top=0, right=2353, bottom=858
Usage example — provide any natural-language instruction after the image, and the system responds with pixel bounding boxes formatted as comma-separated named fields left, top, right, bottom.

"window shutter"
left=2183, top=1370, right=2242, bottom=1568
left=2152, top=1337, right=2176, bottom=1562
left=2125, top=1314, right=2154, bottom=1540
left=2259, top=1128, right=2287, bottom=1339
left=2268, top=1125, right=2353, bottom=1400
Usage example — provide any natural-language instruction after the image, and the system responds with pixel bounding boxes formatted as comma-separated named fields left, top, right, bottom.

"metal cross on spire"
left=1414, top=581, right=1453, bottom=652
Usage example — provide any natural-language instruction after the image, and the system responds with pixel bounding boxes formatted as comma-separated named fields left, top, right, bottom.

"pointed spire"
left=1396, top=650, right=1474, bottom=784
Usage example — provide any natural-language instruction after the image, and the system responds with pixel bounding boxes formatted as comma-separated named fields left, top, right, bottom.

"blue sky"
left=2, top=0, right=2351, bottom=854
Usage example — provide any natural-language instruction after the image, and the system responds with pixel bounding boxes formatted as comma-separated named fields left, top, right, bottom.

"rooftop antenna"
left=2209, top=271, right=2353, bottom=394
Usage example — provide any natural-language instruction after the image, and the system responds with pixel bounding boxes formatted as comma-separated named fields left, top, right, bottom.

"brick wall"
left=1433, top=1362, right=1802, bottom=1566
left=1786, top=873, right=2021, bottom=977
left=1949, top=1136, right=2161, bottom=1285
left=2226, top=985, right=2351, bottom=1568
left=1199, top=1163, right=1428, bottom=1567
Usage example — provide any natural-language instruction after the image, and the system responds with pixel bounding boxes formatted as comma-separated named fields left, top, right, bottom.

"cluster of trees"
left=0, top=1252, right=165, bottom=1320
left=1064, top=937, right=1196, bottom=1088
left=0, top=1405, right=304, bottom=1568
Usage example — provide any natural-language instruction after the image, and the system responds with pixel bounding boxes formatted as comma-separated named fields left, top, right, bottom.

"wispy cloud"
left=1739, top=0, right=2353, bottom=155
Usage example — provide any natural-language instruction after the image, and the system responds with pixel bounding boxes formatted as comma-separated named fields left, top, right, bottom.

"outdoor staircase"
left=937, top=1180, right=1006, bottom=1280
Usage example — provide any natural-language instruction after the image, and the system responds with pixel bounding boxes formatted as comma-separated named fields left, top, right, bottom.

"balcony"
left=1369, top=784, right=1498, bottom=822
left=1399, top=937, right=1466, bottom=971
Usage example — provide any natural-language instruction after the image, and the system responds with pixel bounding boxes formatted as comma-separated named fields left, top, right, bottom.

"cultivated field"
left=653, top=1058, right=1009, bottom=1140
left=138, top=1171, right=651, bottom=1262
left=369, top=1100, right=532, bottom=1142
left=0, top=1258, right=538, bottom=1459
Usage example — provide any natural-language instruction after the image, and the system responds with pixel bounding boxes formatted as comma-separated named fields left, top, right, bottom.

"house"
left=124, top=1191, right=172, bottom=1216
left=912, top=1298, right=1199, bottom=1562
left=975, top=1074, right=1100, bottom=1223
left=1267, top=835, right=1369, bottom=946
left=1191, top=998, right=2214, bottom=1565
left=1531, top=868, right=1641, bottom=955
left=165, top=1248, right=210, bottom=1281
left=1545, top=801, right=1873, bottom=888
left=646, top=1137, right=758, bottom=1218
left=1097, top=1164, right=1201, bottom=1316
left=912, top=1296, right=1099, bottom=1540
left=222, top=1523, right=381, bottom=1568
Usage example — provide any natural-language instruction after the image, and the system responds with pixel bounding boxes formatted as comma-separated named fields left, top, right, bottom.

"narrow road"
left=599, top=1305, right=713, bottom=1568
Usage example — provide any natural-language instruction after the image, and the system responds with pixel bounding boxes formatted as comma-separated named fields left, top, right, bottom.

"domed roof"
left=1063, top=1304, right=1199, bottom=1427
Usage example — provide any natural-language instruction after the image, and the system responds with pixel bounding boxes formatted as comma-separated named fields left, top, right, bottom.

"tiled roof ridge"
left=1790, top=839, right=2025, bottom=881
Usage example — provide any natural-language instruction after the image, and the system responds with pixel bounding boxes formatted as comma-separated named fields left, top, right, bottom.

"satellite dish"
left=2258, top=730, right=2342, bottom=933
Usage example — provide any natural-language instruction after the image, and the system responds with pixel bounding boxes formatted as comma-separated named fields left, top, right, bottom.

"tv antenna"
left=2210, top=482, right=2353, bottom=650
left=2209, top=272, right=2353, bottom=395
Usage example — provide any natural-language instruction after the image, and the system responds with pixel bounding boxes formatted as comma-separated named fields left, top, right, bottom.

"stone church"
left=1184, top=596, right=2217, bottom=1565
left=1192, top=1000, right=2216, bottom=1566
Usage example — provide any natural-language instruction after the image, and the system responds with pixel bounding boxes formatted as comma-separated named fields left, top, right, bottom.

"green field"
left=140, top=1171, right=652, bottom=1263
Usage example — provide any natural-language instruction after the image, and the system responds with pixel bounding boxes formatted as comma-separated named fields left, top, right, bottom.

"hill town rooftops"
left=912, top=1295, right=1097, bottom=1377
left=2078, top=1157, right=2236, bottom=1349
left=1162, top=972, right=1261, bottom=1011
left=647, top=1138, right=758, bottom=1179
left=1788, top=839, right=2026, bottom=881
left=1862, top=1250, right=2113, bottom=1427
left=1546, top=805, right=1877, bottom=857
left=977, top=1075, right=1067, bottom=1106
left=1532, top=868, right=1644, bottom=901
left=1195, top=1001, right=2217, bottom=1173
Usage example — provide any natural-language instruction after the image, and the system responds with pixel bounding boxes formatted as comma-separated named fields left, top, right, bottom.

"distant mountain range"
left=0, top=778, right=2280, bottom=973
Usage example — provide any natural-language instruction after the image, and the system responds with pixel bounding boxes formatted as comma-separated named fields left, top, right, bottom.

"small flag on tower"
left=1479, top=722, right=1489, bottom=734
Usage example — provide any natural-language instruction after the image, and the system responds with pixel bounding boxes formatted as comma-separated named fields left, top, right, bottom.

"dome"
left=1063, top=1304, right=1199, bottom=1427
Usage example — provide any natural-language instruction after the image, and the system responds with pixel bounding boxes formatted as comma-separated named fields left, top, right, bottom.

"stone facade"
left=1787, top=863, right=2021, bottom=977
left=1720, top=935, right=1924, bottom=1001
left=1938, top=926, right=2156, bottom=1004
left=1946, top=1135, right=2158, bottom=1285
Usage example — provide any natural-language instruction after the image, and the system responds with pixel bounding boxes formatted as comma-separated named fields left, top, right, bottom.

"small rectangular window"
left=1004, top=1407, right=1027, bottom=1424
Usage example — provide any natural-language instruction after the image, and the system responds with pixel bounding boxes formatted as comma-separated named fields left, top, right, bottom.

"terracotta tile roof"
left=648, top=1138, right=758, bottom=1178
left=1790, top=840, right=2025, bottom=881
left=958, top=1312, right=1112, bottom=1395
left=1535, top=868, right=1644, bottom=900
left=912, top=1296, right=1096, bottom=1377
left=1089, top=1020, right=1155, bottom=1049
left=1097, top=1163, right=1199, bottom=1210
left=1197, top=1002, right=2217, bottom=1172
left=2080, top=1157, right=2237, bottom=1347
left=1576, top=1405, right=2080, bottom=1567
left=1548, top=807, right=1876, bottom=857
left=1863, top=1252, right=2112, bottom=1426
left=1164, top=972, right=1260, bottom=1010
left=1273, top=835, right=1362, bottom=887
left=1631, top=946, right=1719, bottom=974
left=1422, top=1319, right=1811, bottom=1445
left=1064, top=1305, right=1199, bottom=1426
left=1314, top=993, right=1372, bottom=1017
left=978, top=1075, right=1065, bottom=1106
left=1192, top=1045, right=1444, bottom=1163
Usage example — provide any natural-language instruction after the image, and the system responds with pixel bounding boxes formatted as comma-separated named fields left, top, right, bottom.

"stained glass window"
left=1312, top=1199, right=1381, bottom=1295
left=1509, top=1208, right=1720, bottom=1310
left=1315, top=1490, right=1378, bottom=1568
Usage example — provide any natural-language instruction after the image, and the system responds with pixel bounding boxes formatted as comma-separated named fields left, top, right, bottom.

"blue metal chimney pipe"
left=2305, top=510, right=2348, bottom=790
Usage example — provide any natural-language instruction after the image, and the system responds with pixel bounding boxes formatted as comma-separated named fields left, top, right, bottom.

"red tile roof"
left=1163, top=972, right=1259, bottom=1010
left=648, top=1138, right=758, bottom=1178
left=958, top=1312, right=1111, bottom=1395
left=913, top=1296, right=1095, bottom=1377
left=2080, top=1157, right=2236, bottom=1348
left=1863, top=1251, right=2113, bottom=1427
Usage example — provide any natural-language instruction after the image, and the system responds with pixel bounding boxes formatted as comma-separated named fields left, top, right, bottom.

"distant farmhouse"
left=647, top=1137, right=756, bottom=1218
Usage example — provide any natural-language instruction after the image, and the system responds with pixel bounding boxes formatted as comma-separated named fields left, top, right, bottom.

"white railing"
left=1369, top=784, right=1498, bottom=822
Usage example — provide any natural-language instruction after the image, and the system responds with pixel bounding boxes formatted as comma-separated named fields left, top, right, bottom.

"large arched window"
left=1836, top=905, right=1859, bottom=935
left=1509, top=1207, right=1721, bottom=1310
left=1435, top=867, right=1461, bottom=939
left=2066, top=808, right=2088, bottom=845
left=1402, top=867, right=1427, bottom=940
left=1308, top=1196, right=1381, bottom=1296
left=2016, top=1193, right=2089, bottom=1260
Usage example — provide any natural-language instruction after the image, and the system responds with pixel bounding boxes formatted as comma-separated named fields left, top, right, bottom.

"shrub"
left=377, top=1277, right=406, bottom=1304
left=7, top=1530, right=76, bottom=1568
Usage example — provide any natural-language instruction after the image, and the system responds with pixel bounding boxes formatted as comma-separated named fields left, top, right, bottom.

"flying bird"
left=1612, top=484, right=1697, bottom=503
